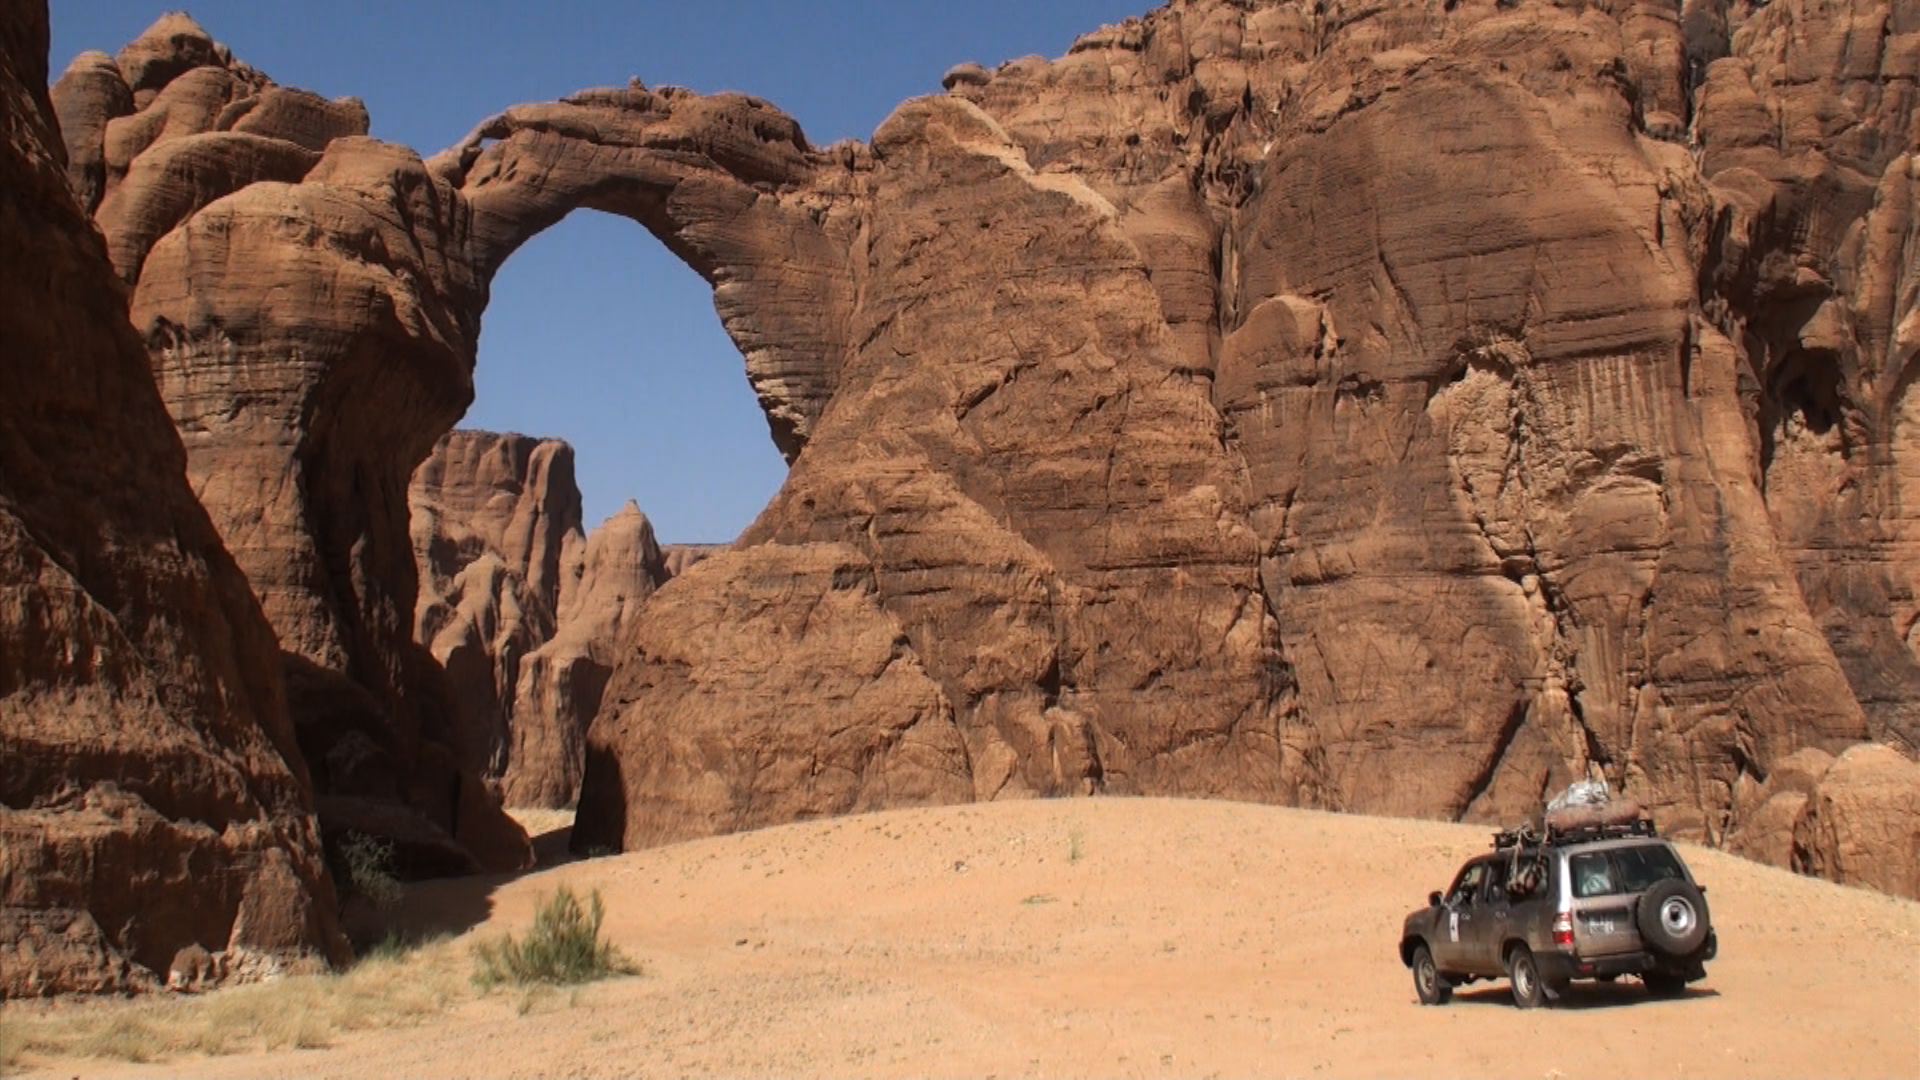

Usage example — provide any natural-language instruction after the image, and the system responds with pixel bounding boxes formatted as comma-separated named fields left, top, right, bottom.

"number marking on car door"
left=1449, top=910, right=1460, bottom=943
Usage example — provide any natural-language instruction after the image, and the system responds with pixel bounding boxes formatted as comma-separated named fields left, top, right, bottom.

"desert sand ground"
left=7, top=798, right=1918, bottom=1079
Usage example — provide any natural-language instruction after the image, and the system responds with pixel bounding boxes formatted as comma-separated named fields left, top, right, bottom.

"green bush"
left=472, top=886, right=634, bottom=989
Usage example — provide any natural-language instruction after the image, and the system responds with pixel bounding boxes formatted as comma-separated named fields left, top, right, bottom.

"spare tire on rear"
left=1637, top=878, right=1709, bottom=957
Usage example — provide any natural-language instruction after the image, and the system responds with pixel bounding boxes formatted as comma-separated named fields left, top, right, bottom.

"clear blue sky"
left=52, top=2, right=1154, bottom=542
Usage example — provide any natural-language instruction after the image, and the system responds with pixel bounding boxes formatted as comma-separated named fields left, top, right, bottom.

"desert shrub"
left=338, top=832, right=403, bottom=909
left=472, top=885, right=634, bottom=988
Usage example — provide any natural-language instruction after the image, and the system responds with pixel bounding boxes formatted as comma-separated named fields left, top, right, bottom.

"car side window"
left=1613, top=845, right=1685, bottom=892
left=1570, top=852, right=1617, bottom=898
left=1507, top=852, right=1546, bottom=899
left=1481, top=857, right=1510, bottom=903
left=1447, top=862, right=1486, bottom=906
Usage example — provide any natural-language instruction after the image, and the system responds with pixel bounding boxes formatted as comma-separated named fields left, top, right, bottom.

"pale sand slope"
left=18, top=799, right=1920, bottom=1079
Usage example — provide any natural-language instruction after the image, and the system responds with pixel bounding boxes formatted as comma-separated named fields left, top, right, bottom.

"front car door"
left=1467, top=855, right=1516, bottom=975
left=1433, top=859, right=1488, bottom=971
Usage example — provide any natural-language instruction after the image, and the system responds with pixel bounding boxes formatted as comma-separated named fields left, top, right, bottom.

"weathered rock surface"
left=661, top=543, right=725, bottom=579
left=572, top=544, right=971, bottom=851
left=53, top=0, right=1920, bottom=897
left=1732, top=743, right=1920, bottom=898
left=511, top=499, right=669, bottom=807
left=59, top=13, right=527, bottom=878
left=408, top=430, right=670, bottom=808
left=0, top=5, right=345, bottom=995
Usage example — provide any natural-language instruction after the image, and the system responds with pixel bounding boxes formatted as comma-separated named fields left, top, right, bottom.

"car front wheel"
left=1507, top=945, right=1547, bottom=1009
left=1412, top=944, right=1451, bottom=1005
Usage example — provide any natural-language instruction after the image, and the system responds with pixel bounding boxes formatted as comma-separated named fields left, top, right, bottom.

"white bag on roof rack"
left=1543, top=776, right=1648, bottom=833
left=1546, top=778, right=1612, bottom=813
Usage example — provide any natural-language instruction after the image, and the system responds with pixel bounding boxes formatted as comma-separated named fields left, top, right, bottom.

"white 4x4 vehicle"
left=1398, top=821, right=1716, bottom=1008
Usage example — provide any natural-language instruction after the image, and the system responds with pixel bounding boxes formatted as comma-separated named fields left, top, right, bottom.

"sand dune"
left=10, top=798, right=1918, bottom=1079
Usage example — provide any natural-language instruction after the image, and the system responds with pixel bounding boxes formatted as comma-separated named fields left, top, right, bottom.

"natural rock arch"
left=43, top=1, right=1920, bottom=912
left=91, top=28, right=875, bottom=868
left=435, top=85, right=861, bottom=461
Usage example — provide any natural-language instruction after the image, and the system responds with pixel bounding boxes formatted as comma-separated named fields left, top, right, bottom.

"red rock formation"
left=574, top=544, right=970, bottom=851
left=919, top=0, right=1915, bottom=861
left=513, top=499, right=668, bottom=807
left=660, top=543, right=725, bottom=579
left=411, top=431, right=578, bottom=791
left=408, top=430, right=670, bottom=808
left=52, top=0, right=1920, bottom=897
left=1731, top=744, right=1920, bottom=899
left=0, top=5, right=345, bottom=995
left=63, top=13, right=527, bottom=878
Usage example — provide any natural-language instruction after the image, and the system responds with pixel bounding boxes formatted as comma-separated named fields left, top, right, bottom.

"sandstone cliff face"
left=56, top=0, right=1920, bottom=897
left=409, top=430, right=670, bottom=808
left=0, top=7, right=344, bottom=995
left=580, top=0, right=1915, bottom=873
left=933, top=0, right=1920, bottom=840
left=55, top=13, right=527, bottom=877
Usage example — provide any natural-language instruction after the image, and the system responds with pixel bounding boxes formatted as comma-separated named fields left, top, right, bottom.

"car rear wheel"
left=1412, top=944, right=1451, bottom=1005
left=1507, top=945, right=1547, bottom=1009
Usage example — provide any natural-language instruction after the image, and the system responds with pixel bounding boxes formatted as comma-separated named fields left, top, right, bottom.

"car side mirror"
left=1429, top=891, right=1443, bottom=908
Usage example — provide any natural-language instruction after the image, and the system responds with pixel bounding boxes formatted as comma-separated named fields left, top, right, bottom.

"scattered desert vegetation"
left=472, top=885, right=635, bottom=989
left=0, top=824, right=635, bottom=1072
left=0, top=935, right=466, bottom=1070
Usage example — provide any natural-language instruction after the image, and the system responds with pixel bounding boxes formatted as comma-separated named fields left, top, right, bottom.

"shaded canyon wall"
left=0, top=6, right=345, bottom=997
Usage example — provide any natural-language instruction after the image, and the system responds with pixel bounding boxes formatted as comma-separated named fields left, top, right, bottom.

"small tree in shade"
left=472, top=885, right=635, bottom=988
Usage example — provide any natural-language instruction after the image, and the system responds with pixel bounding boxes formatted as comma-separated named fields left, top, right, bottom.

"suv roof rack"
left=1491, top=816, right=1657, bottom=851
left=1547, top=817, right=1657, bottom=845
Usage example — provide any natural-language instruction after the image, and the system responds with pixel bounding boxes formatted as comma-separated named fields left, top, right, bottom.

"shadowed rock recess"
left=17, top=2, right=1913, bottom=1000
left=1, top=6, right=346, bottom=996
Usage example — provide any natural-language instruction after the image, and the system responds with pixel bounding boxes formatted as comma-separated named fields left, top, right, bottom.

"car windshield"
left=1570, top=846, right=1686, bottom=897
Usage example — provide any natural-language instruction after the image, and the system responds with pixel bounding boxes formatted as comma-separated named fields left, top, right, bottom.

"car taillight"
left=1552, top=912, right=1575, bottom=947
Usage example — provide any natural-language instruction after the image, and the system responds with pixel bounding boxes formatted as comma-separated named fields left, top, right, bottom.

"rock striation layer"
left=409, top=430, right=671, bottom=808
left=1, top=6, right=345, bottom=996
left=52, top=0, right=1920, bottom=898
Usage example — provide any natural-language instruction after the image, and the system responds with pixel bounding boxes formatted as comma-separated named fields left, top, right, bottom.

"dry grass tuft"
left=0, top=935, right=468, bottom=1070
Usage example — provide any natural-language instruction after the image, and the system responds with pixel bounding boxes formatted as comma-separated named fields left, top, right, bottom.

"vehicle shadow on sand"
left=1452, top=982, right=1721, bottom=1011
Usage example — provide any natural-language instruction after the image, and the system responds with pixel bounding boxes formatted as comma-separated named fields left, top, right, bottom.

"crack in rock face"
left=10, top=0, right=1920, bottom=993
